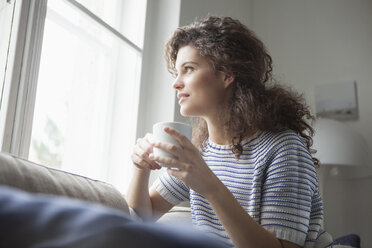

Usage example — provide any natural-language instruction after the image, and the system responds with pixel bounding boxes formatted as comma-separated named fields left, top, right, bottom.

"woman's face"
left=173, top=46, right=232, bottom=118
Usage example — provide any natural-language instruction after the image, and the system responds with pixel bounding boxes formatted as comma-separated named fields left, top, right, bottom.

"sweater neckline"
left=206, top=131, right=264, bottom=151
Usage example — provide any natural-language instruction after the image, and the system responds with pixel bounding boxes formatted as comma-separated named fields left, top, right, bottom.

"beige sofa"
left=0, top=151, right=191, bottom=223
left=0, top=152, right=129, bottom=212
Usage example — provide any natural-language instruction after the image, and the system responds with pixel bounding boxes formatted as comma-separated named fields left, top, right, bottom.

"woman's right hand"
left=131, top=133, right=162, bottom=170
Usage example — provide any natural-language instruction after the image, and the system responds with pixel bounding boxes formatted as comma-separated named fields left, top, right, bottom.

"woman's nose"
left=172, top=76, right=184, bottom=90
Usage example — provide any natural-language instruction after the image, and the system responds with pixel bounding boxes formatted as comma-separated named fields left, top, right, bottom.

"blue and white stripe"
left=154, top=130, right=327, bottom=247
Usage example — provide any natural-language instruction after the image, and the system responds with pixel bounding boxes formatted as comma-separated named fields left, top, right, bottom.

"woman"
left=127, top=16, right=332, bottom=248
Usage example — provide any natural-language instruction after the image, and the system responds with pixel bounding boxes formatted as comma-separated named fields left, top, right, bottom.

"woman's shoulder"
left=256, top=130, right=314, bottom=166
left=252, top=129, right=312, bottom=160
left=236, top=130, right=305, bottom=162
left=253, top=129, right=305, bottom=149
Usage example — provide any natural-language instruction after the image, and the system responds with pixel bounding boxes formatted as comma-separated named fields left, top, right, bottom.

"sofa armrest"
left=157, top=205, right=192, bottom=226
left=0, top=152, right=129, bottom=214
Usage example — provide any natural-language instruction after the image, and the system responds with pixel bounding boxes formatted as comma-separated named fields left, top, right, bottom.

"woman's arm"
left=126, top=134, right=173, bottom=221
left=126, top=168, right=173, bottom=221
left=126, top=167, right=153, bottom=220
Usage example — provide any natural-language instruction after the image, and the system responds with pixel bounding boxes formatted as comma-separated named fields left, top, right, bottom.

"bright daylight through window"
left=28, top=0, right=146, bottom=193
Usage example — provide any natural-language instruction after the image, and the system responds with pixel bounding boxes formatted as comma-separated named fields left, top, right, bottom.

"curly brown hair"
left=165, top=16, right=318, bottom=166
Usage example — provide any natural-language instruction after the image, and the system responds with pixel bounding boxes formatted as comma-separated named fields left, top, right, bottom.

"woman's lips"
left=179, top=96, right=188, bottom=104
left=177, top=93, right=189, bottom=104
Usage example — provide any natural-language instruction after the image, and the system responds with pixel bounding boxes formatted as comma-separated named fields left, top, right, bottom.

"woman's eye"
left=185, top=66, right=194, bottom=73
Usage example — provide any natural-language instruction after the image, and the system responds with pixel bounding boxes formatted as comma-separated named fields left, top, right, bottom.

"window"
left=2, top=0, right=147, bottom=193
left=0, top=0, right=16, bottom=114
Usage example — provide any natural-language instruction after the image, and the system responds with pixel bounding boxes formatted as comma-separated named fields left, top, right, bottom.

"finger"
left=151, top=141, right=181, bottom=158
left=136, top=138, right=160, bottom=167
left=148, top=153, right=183, bottom=169
left=163, top=126, right=191, bottom=148
left=138, top=136, right=154, bottom=154
left=133, top=145, right=160, bottom=168
left=131, top=153, right=155, bottom=170
left=144, top=133, right=155, bottom=143
left=133, top=152, right=162, bottom=170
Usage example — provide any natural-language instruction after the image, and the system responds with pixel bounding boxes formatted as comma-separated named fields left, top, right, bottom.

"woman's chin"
left=180, top=109, right=190, bottom=117
left=180, top=106, right=193, bottom=117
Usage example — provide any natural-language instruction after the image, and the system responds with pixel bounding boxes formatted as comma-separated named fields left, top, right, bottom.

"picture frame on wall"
left=314, top=81, right=358, bottom=121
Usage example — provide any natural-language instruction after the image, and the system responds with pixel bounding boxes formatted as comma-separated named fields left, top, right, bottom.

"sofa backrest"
left=0, top=152, right=129, bottom=214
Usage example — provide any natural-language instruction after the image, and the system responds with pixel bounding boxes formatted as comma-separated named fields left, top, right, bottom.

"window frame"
left=0, top=0, right=46, bottom=157
left=1, top=0, right=143, bottom=159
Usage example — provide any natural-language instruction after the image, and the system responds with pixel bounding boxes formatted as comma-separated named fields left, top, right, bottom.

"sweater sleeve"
left=152, top=171, right=190, bottom=206
left=259, top=131, right=322, bottom=247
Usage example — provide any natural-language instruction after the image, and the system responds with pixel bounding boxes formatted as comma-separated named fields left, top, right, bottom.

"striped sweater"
left=154, top=130, right=331, bottom=247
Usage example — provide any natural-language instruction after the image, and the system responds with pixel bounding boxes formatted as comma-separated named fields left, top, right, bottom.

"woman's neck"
left=204, top=116, right=256, bottom=146
left=205, top=118, right=231, bottom=145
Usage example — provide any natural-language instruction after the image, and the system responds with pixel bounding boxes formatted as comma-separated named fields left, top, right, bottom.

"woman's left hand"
left=149, top=126, right=221, bottom=198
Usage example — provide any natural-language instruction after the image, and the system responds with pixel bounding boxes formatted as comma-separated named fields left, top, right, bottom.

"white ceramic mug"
left=152, top=122, right=192, bottom=167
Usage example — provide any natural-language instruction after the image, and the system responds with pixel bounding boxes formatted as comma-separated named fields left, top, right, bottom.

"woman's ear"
left=223, top=74, right=235, bottom=88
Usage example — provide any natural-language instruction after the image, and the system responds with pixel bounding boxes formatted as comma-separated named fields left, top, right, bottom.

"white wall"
left=250, top=0, right=372, bottom=246
left=137, top=0, right=181, bottom=138
left=179, top=0, right=251, bottom=26
left=136, top=0, right=181, bottom=184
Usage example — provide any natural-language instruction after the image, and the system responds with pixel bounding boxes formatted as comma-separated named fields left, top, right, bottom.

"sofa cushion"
left=0, top=186, right=225, bottom=248
left=0, top=152, right=129, bottom=213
